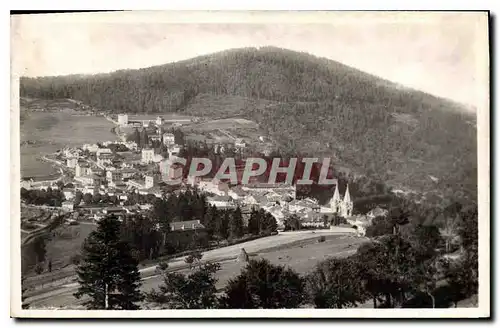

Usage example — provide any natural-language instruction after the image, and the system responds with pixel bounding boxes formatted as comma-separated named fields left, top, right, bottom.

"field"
left=210, top=233, right=366, bottom=291
left=182, top=117, right=270, bottom=149
left=23, top=222, right=96, bottom=282
left=45, top=222, right=97, bottom=270
left=20, top=111, right=117, bottom=178
left=26, top=229, right=363, bottom=308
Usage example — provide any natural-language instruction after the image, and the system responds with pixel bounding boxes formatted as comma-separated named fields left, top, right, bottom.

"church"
left=328, top=183, right=353, bottom=217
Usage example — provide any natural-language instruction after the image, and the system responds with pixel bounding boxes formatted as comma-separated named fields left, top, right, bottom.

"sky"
left=11, top=11, right=489, bottom=111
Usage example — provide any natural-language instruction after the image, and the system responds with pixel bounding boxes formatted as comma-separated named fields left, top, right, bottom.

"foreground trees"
left=74, top=215, right=143, bottom=309
left=221, top=259, right=304, bottom=308
left=146, top=254, right=220, bottom=309
left=306, top=257, right=367, bottom=308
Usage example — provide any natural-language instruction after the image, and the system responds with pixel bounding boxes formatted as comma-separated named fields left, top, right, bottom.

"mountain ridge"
left=19, top=46, right=477, bottom=203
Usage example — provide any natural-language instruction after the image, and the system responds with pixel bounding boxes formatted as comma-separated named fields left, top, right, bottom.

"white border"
left=7, top=8, right=491, bottom=320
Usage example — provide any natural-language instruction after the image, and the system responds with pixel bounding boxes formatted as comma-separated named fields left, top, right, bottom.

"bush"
left=34, top=263, right=44, bottom=274
left=70, top=253, right=82, bottom=265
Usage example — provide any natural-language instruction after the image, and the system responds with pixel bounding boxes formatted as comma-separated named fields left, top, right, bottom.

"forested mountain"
left=20, top=47, right=477, bottom=202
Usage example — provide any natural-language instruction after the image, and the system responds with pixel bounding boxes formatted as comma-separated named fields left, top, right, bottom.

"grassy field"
left=20, top=111, right=117, bottom=178
left=139, top=233, right=367, bottom=297
left=182, top=117, right=268, bottom=148
left=45, top=222, right=96, bottom=271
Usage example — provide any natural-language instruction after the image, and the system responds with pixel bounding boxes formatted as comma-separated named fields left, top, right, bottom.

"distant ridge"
left=19, top=47, right=477, bottom=202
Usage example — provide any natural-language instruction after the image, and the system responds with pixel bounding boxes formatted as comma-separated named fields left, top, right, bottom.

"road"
left=25, top=228, right=357, bottom=308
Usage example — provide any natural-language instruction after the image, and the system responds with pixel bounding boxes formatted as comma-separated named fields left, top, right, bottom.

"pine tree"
left=140, top=128, right=149, bottom=148
left=215, top=210, right=230, bottom=240
left=74, top=215, right=143, bottom=309
left=247, top=209, right=260, bottom=235
left=133, top=128, right=141, bottom=147
left=229, top=206, right=244, bottom=239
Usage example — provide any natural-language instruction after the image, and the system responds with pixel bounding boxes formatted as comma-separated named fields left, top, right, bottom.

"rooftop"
left=170, top=220, right=205, bottom=231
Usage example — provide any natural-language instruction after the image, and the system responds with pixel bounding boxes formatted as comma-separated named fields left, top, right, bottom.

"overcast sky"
left=11, top=11, right=488, bottom=110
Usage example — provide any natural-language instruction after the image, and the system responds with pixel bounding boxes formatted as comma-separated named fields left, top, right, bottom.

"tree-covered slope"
left=19, top=47, right=477, bottom=202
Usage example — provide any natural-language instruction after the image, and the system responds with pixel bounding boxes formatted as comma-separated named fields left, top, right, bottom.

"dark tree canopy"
left=74, top=215, right=143, bottom=310
left=221, top=258, right=304, bottom=309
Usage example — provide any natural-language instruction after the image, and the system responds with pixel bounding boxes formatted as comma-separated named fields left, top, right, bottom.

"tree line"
left=64, top=198, right=478, bottom=310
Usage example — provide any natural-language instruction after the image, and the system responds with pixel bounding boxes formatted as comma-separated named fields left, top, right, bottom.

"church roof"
left=344, top=184, right=351, bottom=203
left=331, top=184, right=340, bottom=203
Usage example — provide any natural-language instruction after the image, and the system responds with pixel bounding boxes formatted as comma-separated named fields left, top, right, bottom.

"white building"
left=106, top=170, right=123, bottom=184
left=83, top=144, right=100, bottom=153
left=62, top=201, right=74, bottom=211
left=141, top=148, right=155, bottom=164
left=207, top=195, right=236, bottom=209
left=163, top=133, right=175, bottom=146
left=67, top=157, right=78, bottom=168
left=75, top=162, right=91, bottom=177
left=62, top=189, right=75, bottom=200
left=144, top=174, right=158, bottom=189
left=96, top=148, right=112, bottom=158
left=120, top=168, right=136, bottom=180
left=156, top=116, right=163, bottom=126
left=97, top=153, right=114, bottom=167
left=234, top=138, right=246, bottom=149
left=168, top=146, right=181, bottom=158
left=118, top=114, right=128, bottom=126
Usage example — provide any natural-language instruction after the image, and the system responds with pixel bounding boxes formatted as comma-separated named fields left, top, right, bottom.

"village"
left=20, top=113, right=386, bottom=245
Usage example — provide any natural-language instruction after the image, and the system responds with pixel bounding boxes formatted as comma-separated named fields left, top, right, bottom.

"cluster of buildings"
left=191, top=177, right=355, bottom=230
left=23, top=112, right=379, bottom=236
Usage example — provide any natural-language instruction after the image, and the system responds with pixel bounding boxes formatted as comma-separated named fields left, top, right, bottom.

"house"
left=228, top=186, right=248, bottom=200
left=163, top=133, right=175, bottom=146
left=162, top=163, right=183, bottom=183
left=62, top=201, right=74, bottom=211
left=156, top=116, right=163, bottom=126
left=102, top=207, right=126, bottom=216
left=127, top=179, right=145, bottom=190
left=197, top=179, right=228, bottom=196
left=207, top=195, right=236, bottom=209
left=124, top=141, right=138, bottom=151
left=234, top=138, right=246, bottom=149
left=66, top=157, right=78, bottom=168
left=62, top=188, right=75, bottom=200
left=97, top=153, right=114, bottom=167
left=242, top=182, right=296, bottom=199
left=120, top=168, right=136, bottom=180
left=168, top=146, right=181, bottom=158
left=166, top=220, right=209, bottom=252
left=83, top=144, right=100, bottom=153
left=75, top=162, right=91, bottom=177
left=89, top=167, right=105, bottom=176
left=144, top=174, right=159, bottom=189
left=366, top=207, right=388, bottom=219
left=118, top=114, right=128, bottom=126
left=141, top=148, right=155, bottom=164
left=106, top=170, right=123, bottom=184
left=150, top=135, right=162, bottom=143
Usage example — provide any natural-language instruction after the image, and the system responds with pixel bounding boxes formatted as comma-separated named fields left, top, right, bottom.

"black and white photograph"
left=10, top=11, right=490, bottom=318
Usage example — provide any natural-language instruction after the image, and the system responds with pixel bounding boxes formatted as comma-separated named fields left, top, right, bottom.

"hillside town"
left=21, top=113, right=376, bottom=236
left=16, top=12, right=483, bottom=315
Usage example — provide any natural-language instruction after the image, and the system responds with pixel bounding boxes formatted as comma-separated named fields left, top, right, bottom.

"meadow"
left=20, top=111, right=117, bottom=178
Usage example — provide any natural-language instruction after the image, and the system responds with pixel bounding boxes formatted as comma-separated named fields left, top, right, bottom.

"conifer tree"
left=74, top=215, right=143, bottom=309
left=229, top=206, right=244, bottom=239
